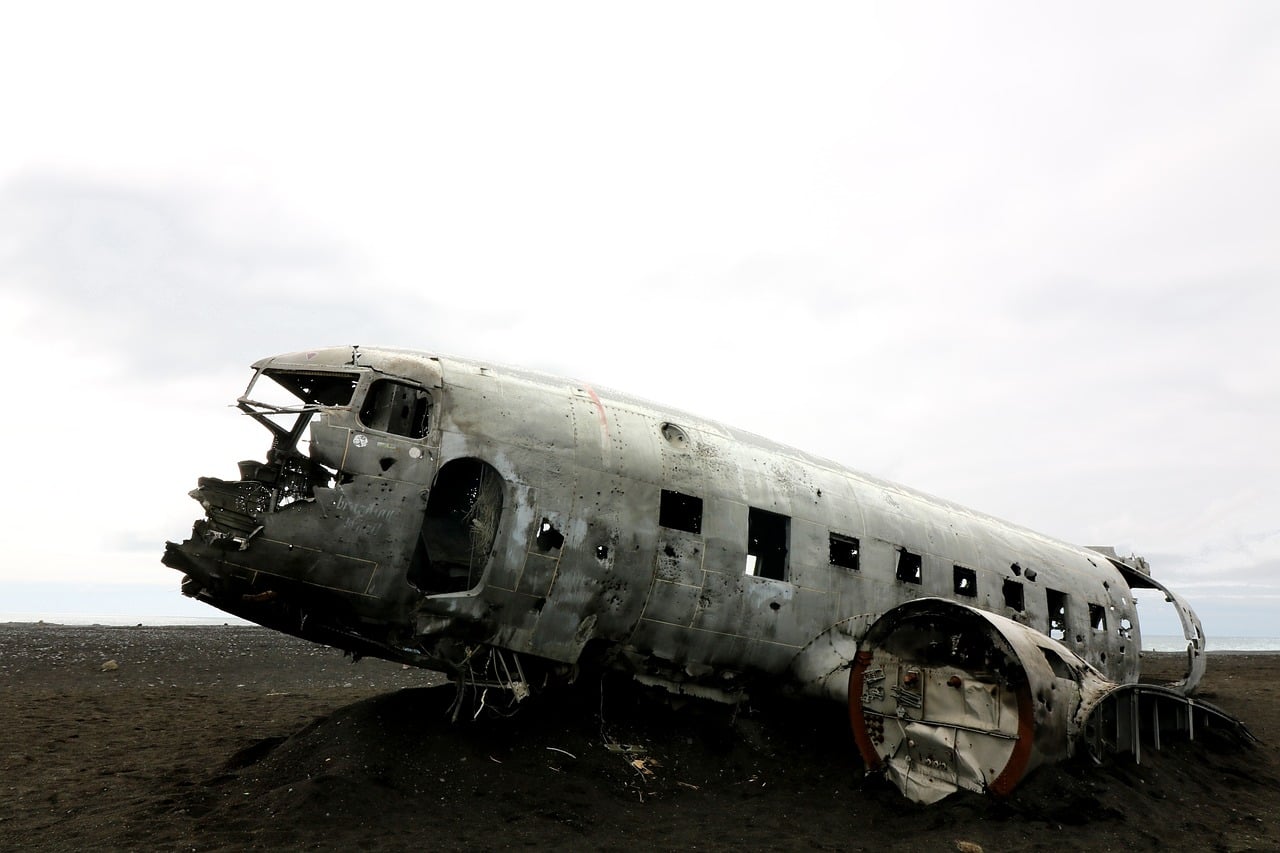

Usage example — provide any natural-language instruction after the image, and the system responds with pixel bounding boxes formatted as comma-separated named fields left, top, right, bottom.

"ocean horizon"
left=1142, top=634, right=1280, bottom=652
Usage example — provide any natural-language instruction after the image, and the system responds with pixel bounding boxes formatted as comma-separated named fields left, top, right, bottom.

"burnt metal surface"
left=162, top=345, right=1242, bottom=800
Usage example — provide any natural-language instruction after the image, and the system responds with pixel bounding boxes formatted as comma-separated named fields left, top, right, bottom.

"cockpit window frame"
left=254, top=368, right=362, bottom=408
left=238, top=367, right=367, bottom=450
left=358, top=378, right=433, bottom=440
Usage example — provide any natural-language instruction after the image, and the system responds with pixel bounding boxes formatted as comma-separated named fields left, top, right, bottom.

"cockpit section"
left=162, top=348, right=475, bottom=669
left=232, top=358, right=440, bottom=494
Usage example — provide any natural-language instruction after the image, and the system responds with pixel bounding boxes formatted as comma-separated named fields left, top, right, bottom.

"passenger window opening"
left=1047, top=588, right=1068, bottom=641
left=746, top=507, right=789, bottom=580
left=1089, top=603, right=1107, bottom=631
left=953, top=565, right=977, bottom=597
left=829, top=534, right=860, bottom=571
left=360, top=379, right=431, bottom=438
left=896, top=549, right=922, bottom=585
left=1004, top=578, right=1025, bottom=611
left=659, top=490, right=703, bottom=534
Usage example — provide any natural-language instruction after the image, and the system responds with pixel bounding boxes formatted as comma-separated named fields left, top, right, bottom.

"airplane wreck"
left=163, top=345, right=1251, bottom=802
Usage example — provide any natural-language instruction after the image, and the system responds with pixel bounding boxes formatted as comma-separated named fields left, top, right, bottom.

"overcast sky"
left=1, top=3, right=1277, bottom=637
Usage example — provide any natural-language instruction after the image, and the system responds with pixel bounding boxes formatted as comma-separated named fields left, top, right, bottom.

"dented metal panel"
left=849, top=598, right=1249, bottom=802
left=850, top=599, right=1111, bottom=801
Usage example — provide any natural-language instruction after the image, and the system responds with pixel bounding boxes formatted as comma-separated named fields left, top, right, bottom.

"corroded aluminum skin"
left=164, top=346, right=1201, bottom=702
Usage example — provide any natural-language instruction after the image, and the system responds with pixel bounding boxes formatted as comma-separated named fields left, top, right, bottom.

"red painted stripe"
left=988, top=682, right=1036, bottom=796
left=848, top=650, right=881, bottom=770
left=583, top=384, right=609, bottom=435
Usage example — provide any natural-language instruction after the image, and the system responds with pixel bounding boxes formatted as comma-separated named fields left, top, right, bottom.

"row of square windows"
left=660, top=488, right=1117, bottom=640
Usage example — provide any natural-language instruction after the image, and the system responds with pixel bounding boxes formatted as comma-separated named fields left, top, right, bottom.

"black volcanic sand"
left=1, top=625, right=1277, bottom=851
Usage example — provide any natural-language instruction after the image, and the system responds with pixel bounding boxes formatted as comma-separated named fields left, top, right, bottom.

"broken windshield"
left=248, top=369, right=361, bottom=409
left=238, top=369, right=361, bottom=456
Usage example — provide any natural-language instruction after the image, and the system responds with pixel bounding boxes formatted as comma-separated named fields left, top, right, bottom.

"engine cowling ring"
left=849, top=598, right=1108, bottom=803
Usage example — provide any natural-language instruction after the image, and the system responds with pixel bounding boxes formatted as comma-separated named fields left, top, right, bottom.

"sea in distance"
left=1143, top=635, right=1280, bottom=652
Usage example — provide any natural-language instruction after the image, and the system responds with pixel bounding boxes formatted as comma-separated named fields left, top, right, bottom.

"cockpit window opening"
left=359, top=379, right=431, bottom=439
left=239, top=369, right=359, bottom=460
left=260, top=369, right=360, bottom=407
left=1089, top=603, right=1107, bottom=631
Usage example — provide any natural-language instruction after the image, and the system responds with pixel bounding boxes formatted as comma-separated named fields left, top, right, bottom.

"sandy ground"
left=1, top=624, right=1277, bottom=852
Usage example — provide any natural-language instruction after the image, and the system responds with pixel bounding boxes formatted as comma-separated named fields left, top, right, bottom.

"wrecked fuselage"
left=163, top=345, right=1246, bottom=801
